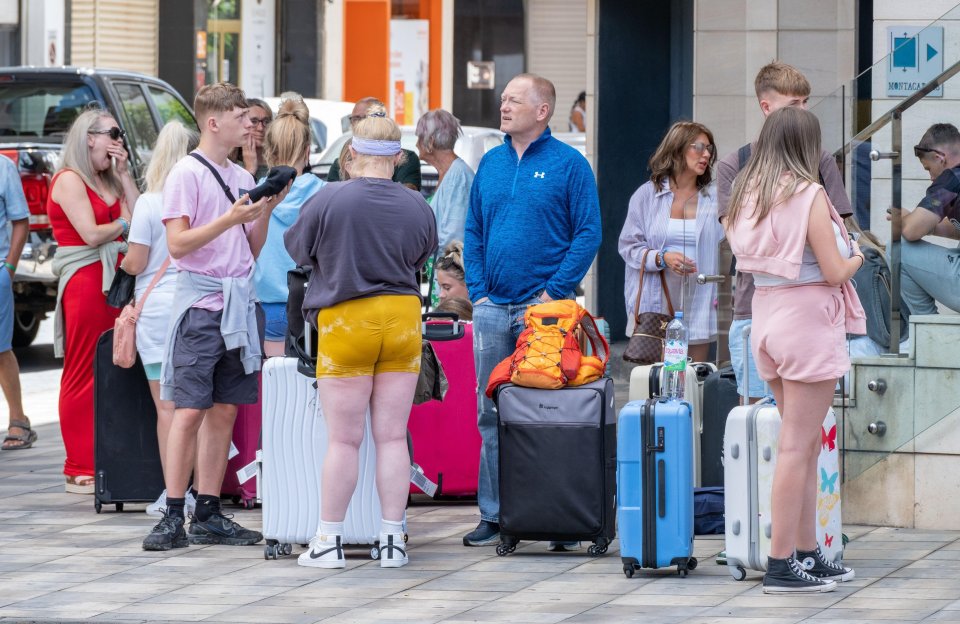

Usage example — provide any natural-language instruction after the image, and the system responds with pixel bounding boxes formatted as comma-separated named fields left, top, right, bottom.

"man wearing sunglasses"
left=895, top=123, right=960, bottom=317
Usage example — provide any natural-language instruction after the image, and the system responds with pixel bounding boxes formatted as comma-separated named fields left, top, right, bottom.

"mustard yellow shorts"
left=315, top=294, right=422, bottom=378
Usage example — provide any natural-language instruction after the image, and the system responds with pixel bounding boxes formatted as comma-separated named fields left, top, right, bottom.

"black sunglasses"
left=89, top=127, right=126, bottom=141
left=914, top=144, right=944, bottom=159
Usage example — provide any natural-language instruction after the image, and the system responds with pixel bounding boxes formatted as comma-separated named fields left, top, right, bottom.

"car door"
left=111, top=81, right=159, bottom=183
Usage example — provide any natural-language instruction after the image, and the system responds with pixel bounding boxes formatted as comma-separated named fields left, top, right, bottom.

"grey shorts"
left=171, top=306, right=264, bottom=410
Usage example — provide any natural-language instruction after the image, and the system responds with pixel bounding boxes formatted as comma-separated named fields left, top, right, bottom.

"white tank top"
left=753, top=221, right=849, bottom=286
left=664, top=218, right=696, bottom=254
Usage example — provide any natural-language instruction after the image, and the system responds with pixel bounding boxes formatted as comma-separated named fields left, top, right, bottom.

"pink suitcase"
left=408, top=314, right=481, bottom=498
left=221, top=372, right=262, bottom=508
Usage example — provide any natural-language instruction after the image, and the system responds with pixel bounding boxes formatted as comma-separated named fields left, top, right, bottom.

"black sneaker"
left=797, top=546, right=855, bottom=582
left=188, top=512, right=263, bottom=546
left=762, top=556, right=837, bottom=594
left=142, top=513, right=188, bottom=551
left=462, top=520, right=500, bottom=546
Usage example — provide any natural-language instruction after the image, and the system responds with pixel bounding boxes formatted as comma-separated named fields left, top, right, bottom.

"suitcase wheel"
left=677, top=557, right=697, bottom=577
left=115, top=503, right=123, bottom=512
left=495, top=543, right=516, bottom=557
left=729, top=565, right=746, bottom=581
left=623, top=564, right=635, bottom=578
left=587, top=540, right=609, bottom=557
left=94, top=500, right=102, bottom=514
left=370, top=545, right=380, bottom=560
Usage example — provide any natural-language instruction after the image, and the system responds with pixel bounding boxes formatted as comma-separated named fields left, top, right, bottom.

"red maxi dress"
left=47, top=173, right=123, bottom=478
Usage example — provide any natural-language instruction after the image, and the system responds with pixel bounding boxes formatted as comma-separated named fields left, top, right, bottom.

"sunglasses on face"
left=914, top=145, right=945, bottom=159
left=89, top=127, right=125, bottom=141
left=249, top=117, right=271, bottom=128
left=689, top=142, right=714, bottom=155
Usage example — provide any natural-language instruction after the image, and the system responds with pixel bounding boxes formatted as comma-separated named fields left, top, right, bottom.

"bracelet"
left=854, top=254, right=864, bottom=269
left=116, top=217, right=129, bottom=235
left=3, top=262, right=14, bottom=272
left=655, top=251, right=665, bottom=269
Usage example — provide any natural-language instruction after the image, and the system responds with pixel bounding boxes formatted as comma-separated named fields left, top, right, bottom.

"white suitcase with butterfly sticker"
left=722, top=327, right=843, bottom=581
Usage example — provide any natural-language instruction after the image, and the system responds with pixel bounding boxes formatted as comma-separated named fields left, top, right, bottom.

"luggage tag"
left=228, top=441, right=239, bottom=460
left=410, top=463, right=438, bottom=497
left=237, top=457, right=259, bottom=485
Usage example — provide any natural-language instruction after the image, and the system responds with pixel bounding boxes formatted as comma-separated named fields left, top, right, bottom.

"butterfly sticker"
left=824, top=533, right=834, bottom=548
left=820, top=468, right=838, bottom=494
left=821, top=425, right=837, bottom=452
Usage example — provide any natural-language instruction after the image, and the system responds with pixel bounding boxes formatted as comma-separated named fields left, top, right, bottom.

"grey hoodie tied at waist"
left=50, top=240, right=127, bottom=358
left=159, top=270, right=262, bottom=402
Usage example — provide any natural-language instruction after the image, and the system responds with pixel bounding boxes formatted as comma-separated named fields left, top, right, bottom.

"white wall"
left=23, top=0, right=63, bottom=67
left=322, top=0, right=344, bottom=101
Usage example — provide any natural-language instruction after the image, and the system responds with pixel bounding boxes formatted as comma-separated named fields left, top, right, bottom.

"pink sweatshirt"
left=726, top=180, right=867, bottom=335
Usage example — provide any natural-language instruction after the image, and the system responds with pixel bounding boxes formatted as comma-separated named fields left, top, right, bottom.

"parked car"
left=313, top=125, right=504, bottom=198
left=261, top=97, right=354, bottom=167
left=0, top=66, right=196, bottom=346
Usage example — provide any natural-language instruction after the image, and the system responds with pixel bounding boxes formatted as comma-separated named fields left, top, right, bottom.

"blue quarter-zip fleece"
left=464, top=127, right=601, bottom=304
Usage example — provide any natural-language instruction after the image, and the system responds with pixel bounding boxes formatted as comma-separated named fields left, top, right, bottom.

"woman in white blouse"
left=618, top=121, right=724, bottom=362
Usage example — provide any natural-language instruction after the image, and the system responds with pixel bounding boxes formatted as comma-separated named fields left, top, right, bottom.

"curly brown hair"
left=648, top=121, right=717, bottom=190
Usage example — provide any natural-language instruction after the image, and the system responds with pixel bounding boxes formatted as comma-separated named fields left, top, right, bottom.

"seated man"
left=898, top=123, right=960, bottom=317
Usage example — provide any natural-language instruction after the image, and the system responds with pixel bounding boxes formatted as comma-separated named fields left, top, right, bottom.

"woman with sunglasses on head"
left=47, top=109, right=140, bottom=493
left=232, top=98, right=273, bottom=179
left=618, top=121, right=724, bottom=362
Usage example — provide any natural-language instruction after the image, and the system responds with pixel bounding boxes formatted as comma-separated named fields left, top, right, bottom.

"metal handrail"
left=837, top=56, right=960, bottom=153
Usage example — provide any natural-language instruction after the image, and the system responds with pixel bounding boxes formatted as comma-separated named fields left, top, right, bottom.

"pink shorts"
left=751, top=283, right=849, bottom=383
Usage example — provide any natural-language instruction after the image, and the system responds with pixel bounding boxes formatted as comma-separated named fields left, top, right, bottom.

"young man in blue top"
left=463, top=73, right=602, bottom=548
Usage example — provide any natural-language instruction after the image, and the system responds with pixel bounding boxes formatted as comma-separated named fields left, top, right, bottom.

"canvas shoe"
left=797, top=545, right=855, bottom=582
left=547, top=541, right=582, bottom=552
left=142, top=512, right=188, bottom=551
left=379, top=532, right=408, bottom=568
left=298, top=534, right=346, bottom=568
left=146, top=489, right=197, bottom=518
left=763, top=556, right=837, bottom=594
left=462, top=520, right=500, bottom=546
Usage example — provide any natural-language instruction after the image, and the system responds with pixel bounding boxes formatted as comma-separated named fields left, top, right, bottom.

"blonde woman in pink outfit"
left=724, top=107, right=865, bottom=594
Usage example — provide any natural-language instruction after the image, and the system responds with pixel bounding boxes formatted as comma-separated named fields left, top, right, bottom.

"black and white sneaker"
left=379, top=532, right=408, bottom=568
left=142, top=513, right=188, bottom=551
left=298, top=534, right=346, bottom=569
left=187, top=512, right=262, bottom=546
left=762, top=556, right=837, bottom=594
left=797, top=545, right=855, bottom=582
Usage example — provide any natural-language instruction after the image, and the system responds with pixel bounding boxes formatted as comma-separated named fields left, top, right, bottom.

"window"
left=148, top=87, right=196, bottom=129
left=0, top=82, right=97, bottom=140
left=114, top=82, right=158, bottom=172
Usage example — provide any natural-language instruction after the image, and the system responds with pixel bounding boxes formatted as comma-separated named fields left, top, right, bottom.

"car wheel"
left=12, top=310, right=39, bottom=348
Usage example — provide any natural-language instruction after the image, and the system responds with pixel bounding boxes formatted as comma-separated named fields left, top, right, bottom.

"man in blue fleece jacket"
left=463, top=73, right=601, bottom=547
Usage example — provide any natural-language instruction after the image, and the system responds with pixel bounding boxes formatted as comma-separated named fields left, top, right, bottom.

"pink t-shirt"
left=161, top=150, right=256, bottom=310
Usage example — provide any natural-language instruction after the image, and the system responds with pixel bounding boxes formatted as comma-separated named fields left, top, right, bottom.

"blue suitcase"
left=618, top=398, right=697, bottom=577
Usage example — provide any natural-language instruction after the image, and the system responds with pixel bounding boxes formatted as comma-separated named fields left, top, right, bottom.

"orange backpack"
left=485, top=300, right=609, bottom=398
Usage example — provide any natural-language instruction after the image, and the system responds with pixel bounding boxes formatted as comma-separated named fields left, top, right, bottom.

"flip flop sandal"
left=1, top=419, right=37, bottom=450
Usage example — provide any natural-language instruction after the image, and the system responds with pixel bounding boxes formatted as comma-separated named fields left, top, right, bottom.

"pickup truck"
left=0, top=67, right=196, bottom=346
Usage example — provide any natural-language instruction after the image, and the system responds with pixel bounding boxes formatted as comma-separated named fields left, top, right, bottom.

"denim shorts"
left=728, top=318, right=766, bottom=399
left=261, top=302, right=288, bottom=341
left=0, top=270, right=12, bottom=353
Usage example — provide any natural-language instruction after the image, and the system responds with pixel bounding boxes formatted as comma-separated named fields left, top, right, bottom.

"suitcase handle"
left=421, top=313, right=464, bottom=341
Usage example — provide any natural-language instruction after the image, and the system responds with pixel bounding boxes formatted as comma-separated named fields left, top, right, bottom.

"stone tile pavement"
left=2, top=425, right=960, bottom=623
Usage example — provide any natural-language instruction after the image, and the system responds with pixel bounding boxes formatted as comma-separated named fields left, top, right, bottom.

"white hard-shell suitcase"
left=260, top=357, right=382, bottom=560
left=628, top=361, right=717, bottom=486
left=722, top=326, right=843, bottom=581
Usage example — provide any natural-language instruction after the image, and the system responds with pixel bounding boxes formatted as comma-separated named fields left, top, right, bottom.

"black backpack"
left=850, top=246, right=909, bottom=347
left=285, top=266, right=318, bottom=377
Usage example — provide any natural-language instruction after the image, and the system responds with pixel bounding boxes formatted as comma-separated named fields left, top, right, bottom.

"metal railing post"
left=889, top=112, right=903, bottom=355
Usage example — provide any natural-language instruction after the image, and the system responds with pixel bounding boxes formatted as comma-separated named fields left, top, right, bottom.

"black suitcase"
left=494, top=378, right=616, bottom=557
left=93, top=329, right=165, bottom=513
left=700, top=366, right=740, bottom=487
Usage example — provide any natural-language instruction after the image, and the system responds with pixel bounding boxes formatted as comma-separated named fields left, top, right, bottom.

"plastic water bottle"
left=663, top=311, right=688, bottom=400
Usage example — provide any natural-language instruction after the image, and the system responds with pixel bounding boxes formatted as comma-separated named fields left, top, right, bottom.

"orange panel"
left=418, top=0, right=443, bottom=110
left=343, top=0, right=391, bottom=104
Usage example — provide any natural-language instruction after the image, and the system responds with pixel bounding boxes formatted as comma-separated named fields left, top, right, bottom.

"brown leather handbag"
left=622, top=249, right=675, bottom=365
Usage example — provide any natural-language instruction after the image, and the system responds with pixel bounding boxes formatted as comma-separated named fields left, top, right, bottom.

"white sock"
left=319, top=520, right=344, bottom=538
left=380, top=519, right=404, bottom=535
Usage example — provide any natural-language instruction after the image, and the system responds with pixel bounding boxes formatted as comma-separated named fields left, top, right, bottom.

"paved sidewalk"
left=1, top=425, right=960, bottom=623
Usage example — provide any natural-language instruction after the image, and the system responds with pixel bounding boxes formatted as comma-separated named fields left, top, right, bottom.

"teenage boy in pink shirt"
left=143, top=82, right=288, bottom=551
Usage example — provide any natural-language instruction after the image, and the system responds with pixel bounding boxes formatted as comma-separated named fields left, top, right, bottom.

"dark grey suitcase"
left=494, top=378, right=616, bottom=557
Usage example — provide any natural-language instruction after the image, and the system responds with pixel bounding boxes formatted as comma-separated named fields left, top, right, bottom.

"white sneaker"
left=379, top=532, right=408, bottom=568
left=146, top=490, right=197, bottom=518
left=298, top=534, right=346, bottom=569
